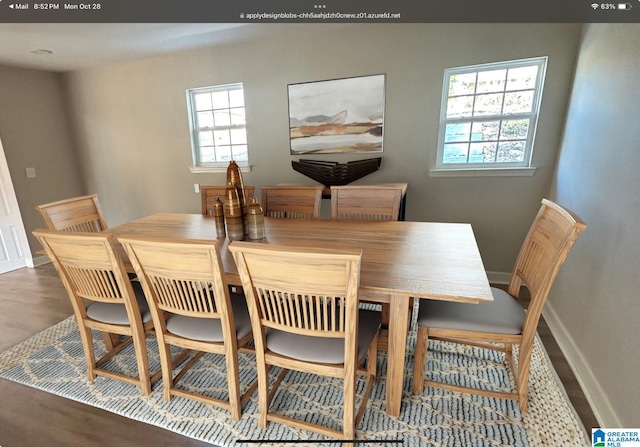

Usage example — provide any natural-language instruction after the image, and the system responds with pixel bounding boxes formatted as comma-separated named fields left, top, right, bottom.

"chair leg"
left=343, top=361, right=356, bottom=439
left=516, top=341, right=534, bottom=413
left=367, top=334, right=378, bottom=380
left=353, top=335, right=378, bottom=432
left=257, top=355, right=270, bottom=428
left=131, top=327, right=151, bottom=395
left=516, top=359, right=530, bottom=413
left=518, top=389, right=529, bottom=412
left=79, top=325, right=97, bottom=381
left=102, top=331, right=119, bottom=350
left=412, top=326, right=428, bottom=393
left=504, top=343, right=513, bottom=367
left=157, top=340, right=174, bottom=402
left=225, top=346, right=242, bottom=421
left=380, top=303, right=390, bottom=328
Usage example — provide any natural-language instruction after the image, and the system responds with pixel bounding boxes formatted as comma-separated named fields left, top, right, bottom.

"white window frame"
left=433, top=57, right=547, bottom=176
left=186, top=82, right=250, bottom=173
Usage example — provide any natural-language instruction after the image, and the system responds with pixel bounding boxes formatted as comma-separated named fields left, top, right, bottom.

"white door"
left=0, top=137, right=32, bottom=273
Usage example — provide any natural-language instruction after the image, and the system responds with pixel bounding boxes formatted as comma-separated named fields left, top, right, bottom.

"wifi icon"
left=591, top=2, right=599, bottom=8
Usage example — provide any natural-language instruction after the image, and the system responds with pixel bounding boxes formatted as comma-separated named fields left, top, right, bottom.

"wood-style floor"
left=0, top=265, right=598, bottom=446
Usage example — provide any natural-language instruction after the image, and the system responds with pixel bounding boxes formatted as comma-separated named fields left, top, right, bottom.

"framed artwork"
left=288, top=74, right=386, bottom=154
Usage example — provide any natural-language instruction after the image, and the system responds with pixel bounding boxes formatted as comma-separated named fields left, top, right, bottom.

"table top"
left=107, top=213, right=492, bottom=304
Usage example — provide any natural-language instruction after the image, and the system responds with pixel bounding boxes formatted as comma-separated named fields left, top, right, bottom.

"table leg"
left=385, top=293, right=410, bottom=417
left=399, top=192, right=407, bottom=221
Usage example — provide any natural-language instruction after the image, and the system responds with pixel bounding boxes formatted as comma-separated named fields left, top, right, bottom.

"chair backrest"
left=36, top=194, right=108, bottom=232
left=511, top=199, right=586, bottom=334
left=201, top=186, right=255, bottom=215
left=118, top=236, right=233, bottom=325
left=260, top=185, right=323, bottom=219
left=229, top=242, right=362, bottom=341
left=330, top=185, right=403, bottom=221
left=32, top=229, right=140, bottom=319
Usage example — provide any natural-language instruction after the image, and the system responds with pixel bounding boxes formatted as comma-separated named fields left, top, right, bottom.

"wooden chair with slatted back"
left=36, top=194, right=108, bottom=232
left=412, top=199, right=586, bottom=412
left=201, top=186, right=255, bottom=215
left=330, top=185, right=403, bottom=221
left=260, top=185, right=323, bottom=219
left=32, top=229, right=155, bottom=395
left=118, top=236, right=256, bottom=421
left=229, top=242, right=380, bottom=439
left=330, top=185, right=405, bottom=340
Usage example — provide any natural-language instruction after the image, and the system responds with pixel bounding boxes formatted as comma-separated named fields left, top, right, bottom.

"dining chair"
left=32, top=229, right=155, bottom=395
left=330, top=184, right=406, bottom=339
left=118, top=236, right=255, bottom=421
left=201, top=185, right=255, bottom=215
left=411, top=198, right=586, bottom=412
left=260, top=185, right=323, bottom=219
left=229, top=242, right=380, bottom=439
left=36, top=194, right=108, bottom=232
left=330, top=185, right=403, bottom=221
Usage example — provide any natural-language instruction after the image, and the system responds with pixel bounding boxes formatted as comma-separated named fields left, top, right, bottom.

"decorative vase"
left=226, top=160, right=243, bottom=190
left=224, top=182, right=244, bottom=241
left=226, top=160, right=249, bottom=234
left=212, top=196, right=226, bottom=238
left=247, top=198, right=265, bottom=240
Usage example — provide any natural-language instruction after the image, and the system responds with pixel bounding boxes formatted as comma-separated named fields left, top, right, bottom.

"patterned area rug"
left=0, top=314, right=589, bottom=446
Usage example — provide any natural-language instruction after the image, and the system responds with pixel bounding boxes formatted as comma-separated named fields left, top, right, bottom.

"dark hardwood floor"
left=0, top=265, right=598, bottom=446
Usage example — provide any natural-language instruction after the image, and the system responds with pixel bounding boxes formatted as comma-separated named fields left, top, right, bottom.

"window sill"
left=189, top=164, right=252, bottom=174
left=429, top=167, right=536, bottom=178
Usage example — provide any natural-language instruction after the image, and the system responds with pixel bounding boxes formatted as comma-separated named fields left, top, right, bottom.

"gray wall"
left=548, top=24, right=640, bottom=427
left=0, top=65, right=84, bottom=254
left=61, top=23, right=582, bottom=273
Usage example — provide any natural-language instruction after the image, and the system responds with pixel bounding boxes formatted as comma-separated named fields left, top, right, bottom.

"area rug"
left=0, top=314, right=589, bottom=446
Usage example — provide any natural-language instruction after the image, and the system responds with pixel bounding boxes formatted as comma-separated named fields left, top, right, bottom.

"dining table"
left=106, top=213, right=493, bottom=418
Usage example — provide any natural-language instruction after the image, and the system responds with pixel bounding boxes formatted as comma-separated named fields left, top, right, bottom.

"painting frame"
left=288, top=74, right=386, bottom=155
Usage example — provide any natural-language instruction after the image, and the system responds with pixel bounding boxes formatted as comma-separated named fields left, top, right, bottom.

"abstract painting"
left=288, top=74, right=386, bottom=154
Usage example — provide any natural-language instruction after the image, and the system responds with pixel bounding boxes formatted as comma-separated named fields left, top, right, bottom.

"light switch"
left=25, top=167, right=36, bottom=178
left=194, top=183, right=200, bottom=193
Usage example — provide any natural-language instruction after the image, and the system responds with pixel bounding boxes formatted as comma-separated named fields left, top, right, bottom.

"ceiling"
left=0, top=23, right=272, bottom=73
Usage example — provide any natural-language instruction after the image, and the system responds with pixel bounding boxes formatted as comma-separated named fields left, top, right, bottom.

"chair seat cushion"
left=417, top=287, right=525, bottom=335
left=165, top=293, right=252, bottom=342
left=86, top=281, right=152, bottom=325
left=265, top=309, right=381, bottom=364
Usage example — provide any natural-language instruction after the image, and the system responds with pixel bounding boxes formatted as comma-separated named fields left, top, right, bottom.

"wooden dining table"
left=106, top=213, right=493, bottom=418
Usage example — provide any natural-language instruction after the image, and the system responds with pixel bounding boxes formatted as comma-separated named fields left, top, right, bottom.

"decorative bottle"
left=226, top=160, right=249, bottom=234
left=224, top=182, right=244, bottom=241
left=212, top=196, right=226, bottom=238
left=247, top=198, right=265, bottom=240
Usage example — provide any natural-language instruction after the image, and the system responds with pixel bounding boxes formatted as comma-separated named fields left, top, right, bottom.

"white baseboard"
left=31, top=254, right=51, bottom=267
left=486, top=271, right=511, bottom=285
left=543, top=302, right=618, bottom=428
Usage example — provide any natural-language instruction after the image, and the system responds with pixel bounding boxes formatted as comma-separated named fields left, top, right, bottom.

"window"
left=435, top=57, right=547, bottom=172
left=187, top=83, right=248, bottom=171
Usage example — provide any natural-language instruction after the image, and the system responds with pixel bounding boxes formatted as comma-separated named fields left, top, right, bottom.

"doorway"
left=0, top=136, right=33, bottom=273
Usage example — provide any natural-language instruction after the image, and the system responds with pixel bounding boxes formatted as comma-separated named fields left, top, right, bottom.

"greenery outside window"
left=435, top=57, right=547, bottom=172
left=187, top=83, right=248, bottom=172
